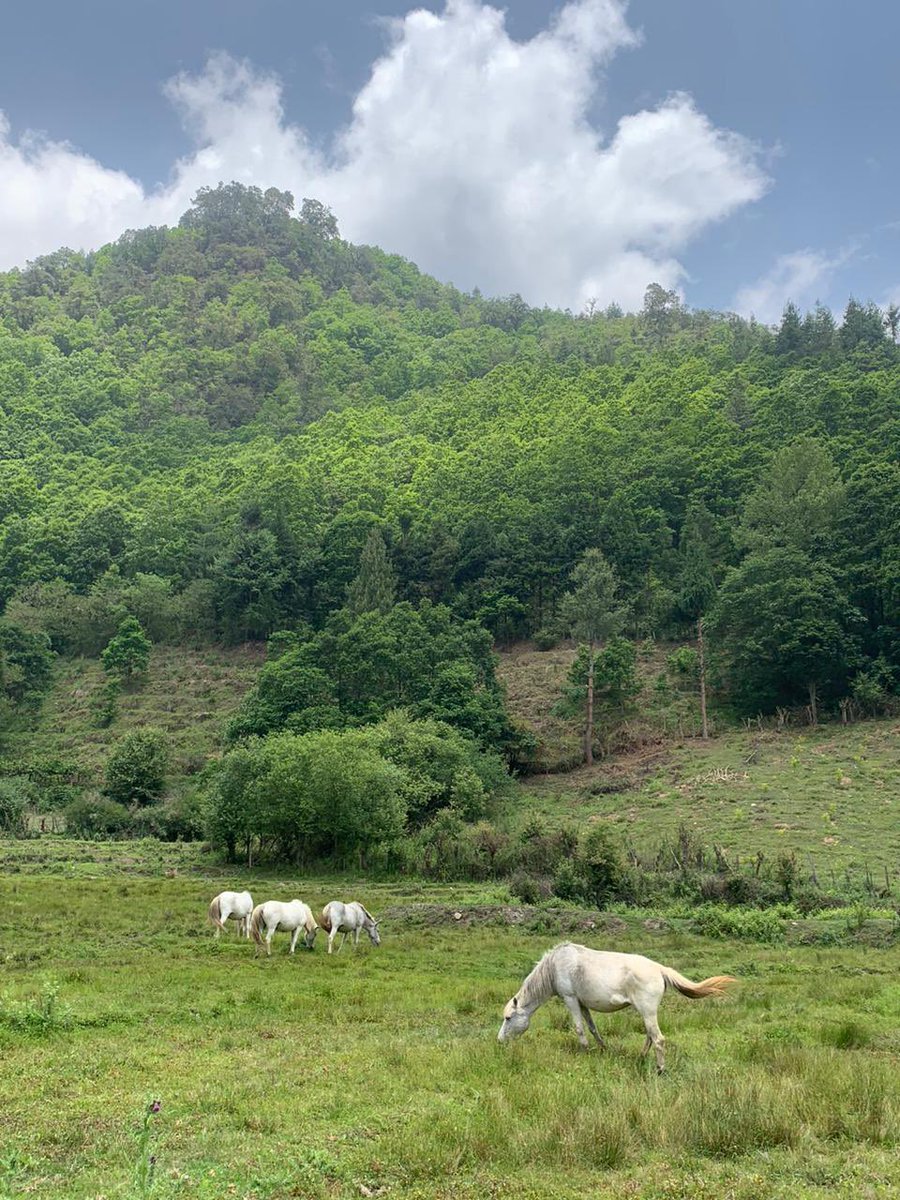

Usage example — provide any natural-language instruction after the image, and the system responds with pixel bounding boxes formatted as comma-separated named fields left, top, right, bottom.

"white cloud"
left=0, top=0, right=769, bottom=310
left=733, top=250, right=840, bottom=324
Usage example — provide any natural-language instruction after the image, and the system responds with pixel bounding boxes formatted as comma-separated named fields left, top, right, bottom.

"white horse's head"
left=498, top=994, right=531, bottom=1042
left=366, top=916, right=381, bottom=947
left=304, top=920, right=318, bottom=950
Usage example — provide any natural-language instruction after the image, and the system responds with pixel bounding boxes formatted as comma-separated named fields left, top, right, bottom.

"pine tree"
left=346, top=529, right=397, bottom=616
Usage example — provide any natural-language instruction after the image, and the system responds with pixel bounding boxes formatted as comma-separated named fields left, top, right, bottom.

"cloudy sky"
left=2, top=0, right=898, bottom=319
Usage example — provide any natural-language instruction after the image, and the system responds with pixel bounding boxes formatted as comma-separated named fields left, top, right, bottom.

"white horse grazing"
left=250, top=900, right=318, bottom=956
left=319, top=901, right=381, bottom=955
left=498, top=942, right=735, bottom=1072
left=208, top=890, right=253, bottom=939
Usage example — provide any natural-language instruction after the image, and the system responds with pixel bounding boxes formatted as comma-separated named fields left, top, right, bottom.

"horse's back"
left=553, top=943, right=664, bottom=1009
left=323, top=900, right=348, bottom=930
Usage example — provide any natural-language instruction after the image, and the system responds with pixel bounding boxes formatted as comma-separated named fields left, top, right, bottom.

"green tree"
left=708, top=548, right=861, bottom=722
left=884, top=302, right=900, bottom=344
left=775, top=301, right=803, bottom=356
left=346, top=527, right=396, bottom=616
left=741, top=439, right=845, bottom=555
left=104, top=728, right=169, bottom=806
left=558, top=550, right=627, bottom=765
left=101, top=616, right=151, bottom=680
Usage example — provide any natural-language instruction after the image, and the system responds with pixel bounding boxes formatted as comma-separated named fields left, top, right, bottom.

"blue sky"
left=1, top=0, right=898, bottom=319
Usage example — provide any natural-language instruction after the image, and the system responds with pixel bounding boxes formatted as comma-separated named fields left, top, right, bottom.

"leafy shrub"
left=0, top=778, right=31, bottom=835
left=101, top=615, right=151, bottom=679
left=104, top=729, right=169, bottom=806
left=0, top=980, right=73, bottom=1036
left=64, top=795, right=130, bottom=837
left=508, top=870, right=551, bottom=904
left=130, top=795, right=205, bottom=841
left=533, top=630, right=559, bottom=651
left=692, top=904, right=785, bottom=943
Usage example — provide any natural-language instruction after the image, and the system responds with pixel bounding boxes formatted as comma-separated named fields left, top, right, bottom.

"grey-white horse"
left=319, top=901, right=381, bottom=955
left=498, top=942, right=735, bottom=1071
left=250, top=900, right=318, bottom=956
left=208, top=890, right=253, bottom=938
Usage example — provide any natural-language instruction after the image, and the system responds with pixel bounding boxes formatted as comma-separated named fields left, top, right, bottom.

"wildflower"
left=150, top=1099, right=161, bottom=1114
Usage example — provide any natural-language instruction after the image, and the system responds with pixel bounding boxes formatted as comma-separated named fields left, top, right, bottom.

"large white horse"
left=319, top=901, right=381, bottom=955
left=498, top=942, right=735, bottom=1072
left=250, top=900, right=318, bottom=956
left=208, top=890, right=253, bottom=939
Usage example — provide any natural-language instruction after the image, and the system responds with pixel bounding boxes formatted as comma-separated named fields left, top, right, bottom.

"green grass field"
left=0, top=842, right=897, bottom=1200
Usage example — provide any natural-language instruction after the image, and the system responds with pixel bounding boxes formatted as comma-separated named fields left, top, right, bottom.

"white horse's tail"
left=208, top=895, right=224, bottom=930
left=249, top=904, right=266, bottom=946
left=662, top=968, right=736, bottom=999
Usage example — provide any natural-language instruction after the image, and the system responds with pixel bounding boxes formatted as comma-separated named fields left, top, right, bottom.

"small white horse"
left=208, top=890, right=253, bottom=939
left=319, top=901, right=381, bottom=955
left=250, top=900, right=318, bottom=956
left=498, top=942, right=735, bottom=1072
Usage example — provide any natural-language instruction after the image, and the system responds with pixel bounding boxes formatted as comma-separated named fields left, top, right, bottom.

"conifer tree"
left=346, top=529, right=397, bottom=616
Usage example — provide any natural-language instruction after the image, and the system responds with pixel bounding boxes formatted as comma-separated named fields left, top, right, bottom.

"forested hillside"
left=1, top=183, right=899, bottom=859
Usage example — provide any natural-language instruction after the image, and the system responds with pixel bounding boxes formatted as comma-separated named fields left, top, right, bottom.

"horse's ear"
left=512, top=996, right=518, bottom=1008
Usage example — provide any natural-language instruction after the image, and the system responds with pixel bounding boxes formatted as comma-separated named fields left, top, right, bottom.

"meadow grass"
left=0, top=847, right=897, bottom=1199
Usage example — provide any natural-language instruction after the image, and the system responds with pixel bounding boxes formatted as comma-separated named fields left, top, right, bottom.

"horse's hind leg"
left=637, top=1011, right=666, bottom=1072
left=561, top=995, right=590, bottom=1049
left=581, top=1005, right=606, bottom=1050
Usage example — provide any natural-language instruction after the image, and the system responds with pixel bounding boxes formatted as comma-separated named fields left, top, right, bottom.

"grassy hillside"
left=515, top=720, right=900, bottom=877
left=5, top=642, right=898, bottom=888
left=3, top=644, right=264, bottom=795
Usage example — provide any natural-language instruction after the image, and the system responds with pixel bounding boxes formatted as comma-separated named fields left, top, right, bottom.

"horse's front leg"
left=289, top=927, right=300, bottom=954
left=561, top=995, right=590, bottom=1050
left=353, top=928, right=360, bottom=949
left=581, top=1005, right=606, bottom=1050
left=337, top=931, right=347, bottom=953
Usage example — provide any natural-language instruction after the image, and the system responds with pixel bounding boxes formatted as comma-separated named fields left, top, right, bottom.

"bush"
left=104, top=728, right=169, bottom=806
left=508, top=870, right=552, bottom=904
left=576, top=825, right=626, bottom=907
left=101, top=615, right=151, bottom=679
left=130, top=795, right=205, bottom=841
left=64, top=795, right=130, bottom=837
left=533, top=629, right=559, bottom=651
left=0, top=778, right=31, bottom=835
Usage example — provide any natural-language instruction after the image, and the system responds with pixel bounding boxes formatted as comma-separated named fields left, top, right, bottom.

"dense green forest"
left=1, top=183, right=898, bottom=867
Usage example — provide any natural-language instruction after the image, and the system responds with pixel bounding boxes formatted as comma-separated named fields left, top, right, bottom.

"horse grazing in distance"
left=319, top=901, right=381, bottom=955
left=208, top=890, right=253, bottom=939
left=250, top=900, right=319, bottom=956
left=498, top=942, right=736, bottom=1072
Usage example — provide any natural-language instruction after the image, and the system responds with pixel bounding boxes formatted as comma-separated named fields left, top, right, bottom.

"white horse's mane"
left=519, top=943, right=568, bottom=1005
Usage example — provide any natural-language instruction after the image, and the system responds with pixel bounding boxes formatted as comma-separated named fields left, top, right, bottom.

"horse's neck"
left=520, top=954, right=556, bottom=1011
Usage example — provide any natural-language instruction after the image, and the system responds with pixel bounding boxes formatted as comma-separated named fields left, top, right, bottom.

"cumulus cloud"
left=733, top=249, right=845, bottom=324
left=0, top=0, right=769, bottom=309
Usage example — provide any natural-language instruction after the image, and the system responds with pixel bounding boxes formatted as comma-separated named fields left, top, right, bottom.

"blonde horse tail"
left=208, top=895, right=224, bottom=930
left=319, top=908, right=332, bottom=933
left=249, top=904, right=266, bottom=946
left=663, top=969, right=737, bottom=999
